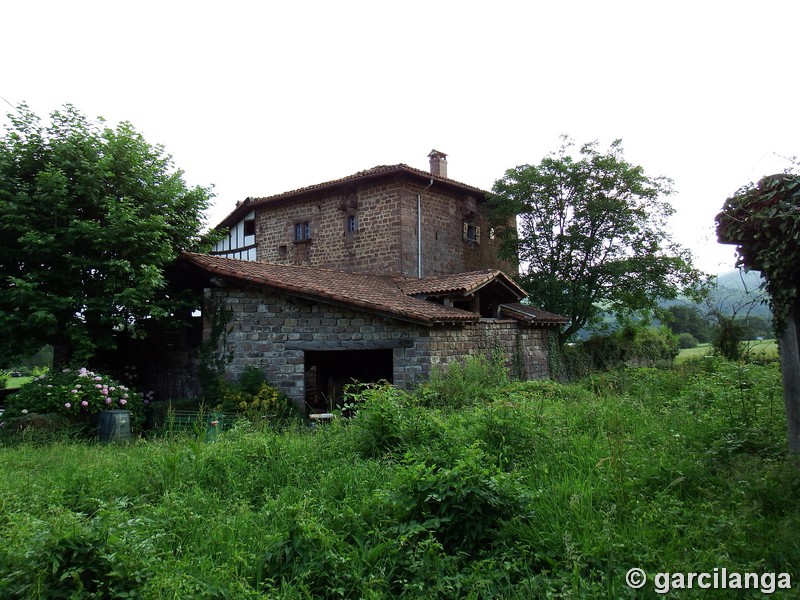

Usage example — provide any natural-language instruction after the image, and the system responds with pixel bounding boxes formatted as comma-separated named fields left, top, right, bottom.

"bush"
left=678, top=332, right=699, bottom=349
left=3, top=367, right=144, bottom=433
left=385, top=445, right=532, bottom=554
left=418, top=353, right=509, bottom=409
left=346, top=381, right=441, bottom=459
left=576, top=323, right=680, bottom=372
left=0, top=371, right=8, bottom=390
left=215, top=368, right=301, bottom=427
left=712, top=314, right=748, bottom=361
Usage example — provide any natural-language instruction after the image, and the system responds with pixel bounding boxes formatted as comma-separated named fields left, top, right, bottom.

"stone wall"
left=428, top=320, right=553, bottom=380
left=253, top=174, right=515, bottom=277
left=205, top=286, right=555, bottom=408
left=398, top=181, right=514, bottom=277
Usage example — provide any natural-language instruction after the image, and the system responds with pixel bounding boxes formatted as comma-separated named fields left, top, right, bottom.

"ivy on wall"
left=197, top=297, right=233, bottom=401
left=716, top=173, right=800, bottom=330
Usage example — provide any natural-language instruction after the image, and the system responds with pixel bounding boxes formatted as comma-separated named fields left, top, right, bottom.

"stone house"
left=181, top=151, right=566, bottom=410
left=209, top=150, right=515, bottom=277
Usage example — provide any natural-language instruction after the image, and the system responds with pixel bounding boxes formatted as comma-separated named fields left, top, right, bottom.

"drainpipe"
left=418, top=179, right=434, bottom=278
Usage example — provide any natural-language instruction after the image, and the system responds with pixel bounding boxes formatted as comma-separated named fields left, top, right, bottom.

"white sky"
left=3, top=0, right=798, bottom=274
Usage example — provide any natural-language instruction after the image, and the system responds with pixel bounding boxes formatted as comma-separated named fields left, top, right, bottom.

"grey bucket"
left=98, top=410, right=131, bottom=442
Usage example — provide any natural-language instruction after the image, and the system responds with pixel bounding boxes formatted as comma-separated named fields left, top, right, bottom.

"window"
left=295, top=221, right=311, bottom=242
left=243, top=218, right=255, bottom=237
left=463, top=222, right=481, bottom=244
left=347, top=214, right=357, bottom=234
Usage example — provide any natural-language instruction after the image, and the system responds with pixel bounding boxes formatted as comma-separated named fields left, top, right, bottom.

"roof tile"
left=181, top=253, right=566, bottom=327
left=181, top=253, right=478, bottom=324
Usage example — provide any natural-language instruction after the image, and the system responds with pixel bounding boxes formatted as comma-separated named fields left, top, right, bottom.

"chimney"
left=428, top=149, right=448, bottom=179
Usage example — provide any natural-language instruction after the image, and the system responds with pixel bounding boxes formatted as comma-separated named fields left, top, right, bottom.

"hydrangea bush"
left=3, top=368, right=145, bottom=429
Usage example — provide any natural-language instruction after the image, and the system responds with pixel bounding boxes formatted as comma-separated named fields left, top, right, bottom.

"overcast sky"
left=3, top=0, right=798, bottom=274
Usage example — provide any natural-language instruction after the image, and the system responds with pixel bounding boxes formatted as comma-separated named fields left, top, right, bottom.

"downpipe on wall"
left=418, top=179, right=434, bottom=278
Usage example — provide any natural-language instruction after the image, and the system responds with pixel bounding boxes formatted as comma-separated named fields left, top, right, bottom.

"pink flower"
left=94, top=376, right=102, bottom=381
left=210, top=420, right=219, bottom=427
left=81, top=400, right=89, bottom=407
left=76, top=384, right=82, bottom=389
left=101, top=389, right=108, bottom=396
left=64, top=403, right=71, bottom=409
left=120, top=398, right=127, bottom=406
left=71, top=389, right=78, bottom=394
left=105, top=398, right=112, bottom=405
left=95, top=384, right=102, bottom=389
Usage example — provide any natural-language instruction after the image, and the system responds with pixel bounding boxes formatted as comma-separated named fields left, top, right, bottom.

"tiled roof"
left=181, top=252, right=479, bottom=325
left=217, top=163, right=489, bottom=229
left=499, top=303, right=569, bottom=325
left=181, top=254, right=567, bottom=327
left=395, top=270, right=527, bottom=298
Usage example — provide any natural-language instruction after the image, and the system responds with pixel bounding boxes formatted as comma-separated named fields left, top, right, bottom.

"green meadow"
left=0, top=357, right=797, bottom=598
left=676, top=339, right=779, bottom=364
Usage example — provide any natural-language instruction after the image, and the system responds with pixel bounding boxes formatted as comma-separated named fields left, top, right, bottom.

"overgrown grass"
left=0, top=358, right=797, bottom=598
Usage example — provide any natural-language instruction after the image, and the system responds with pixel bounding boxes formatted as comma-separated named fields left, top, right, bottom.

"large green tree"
left=487, top=138, right=705, bottom=342
left=0, top=104, right=215, bottom=366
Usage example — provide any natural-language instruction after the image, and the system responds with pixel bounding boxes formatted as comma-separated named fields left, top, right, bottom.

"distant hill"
left=708, top=269, right=771, bottom=320
left=715, top=269, right=766, bottom=294
left=578, top=269, right=772, bottom=339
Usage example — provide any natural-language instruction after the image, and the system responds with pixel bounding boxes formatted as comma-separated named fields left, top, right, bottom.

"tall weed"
left=419, top=353, right=509, bottom=409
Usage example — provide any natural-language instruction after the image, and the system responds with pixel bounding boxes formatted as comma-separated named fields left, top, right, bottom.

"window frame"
left=462, top=222, right=481, bottom=245
left=294, top=220, right=312, bottom=243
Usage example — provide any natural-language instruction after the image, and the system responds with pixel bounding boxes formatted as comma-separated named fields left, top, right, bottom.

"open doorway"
left=304, top=349, right=393, bottom=412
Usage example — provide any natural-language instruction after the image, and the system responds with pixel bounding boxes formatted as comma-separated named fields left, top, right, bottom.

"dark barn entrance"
left=304, top=349, right=393, bottom=412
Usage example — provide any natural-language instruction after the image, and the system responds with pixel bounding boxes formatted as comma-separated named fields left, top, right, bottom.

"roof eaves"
left=180, top=252, right=478, bottom=326
left=215, top=164, right=489, bottom=230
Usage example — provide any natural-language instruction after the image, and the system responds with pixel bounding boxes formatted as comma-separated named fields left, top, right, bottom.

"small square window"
left=294, top=221, right=311, bottom=242
left=463, top=222, right=481, bottom=244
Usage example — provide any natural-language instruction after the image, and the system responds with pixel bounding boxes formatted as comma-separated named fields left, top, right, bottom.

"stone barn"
left=180, top=252, right=566, bottom=411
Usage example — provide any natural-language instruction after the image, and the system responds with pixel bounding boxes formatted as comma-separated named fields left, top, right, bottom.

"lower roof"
left=180, top=252, right=566, bottom=327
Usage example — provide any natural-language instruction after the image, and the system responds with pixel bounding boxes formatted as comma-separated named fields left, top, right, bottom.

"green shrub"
left=677, top=332, right=699, bottom=349
left=712, top=314, right=748, bottom=361
left=238, top=364, right=266, bottom=395
left=576, top=323, right=680, bottom=373
left=215, top=370, right=301, bottom=427
left=0, top=504, right=151, bottom=599
left=419, top=353, right=509, bottom=409
left=385, top=445, right=532, bottom=554
left=0, top=371, right=8, bottom=390
left=346, top=381, right=442, bottom=459
left=2, top=367, right=144, bottom=433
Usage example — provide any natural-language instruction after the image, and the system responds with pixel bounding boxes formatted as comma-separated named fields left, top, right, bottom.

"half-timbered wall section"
left=211, top=209, right=257, bottom=260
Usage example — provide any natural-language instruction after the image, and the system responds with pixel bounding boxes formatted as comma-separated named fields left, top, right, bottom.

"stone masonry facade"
left=253, top=174, right=513, bottom=277
left=207, top=286, right=555, bottom=408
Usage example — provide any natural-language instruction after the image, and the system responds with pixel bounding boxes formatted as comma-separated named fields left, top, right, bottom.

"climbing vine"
left=716, top=173, right=800, bottom=331
left=197, top=297, right=233, bottom=401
